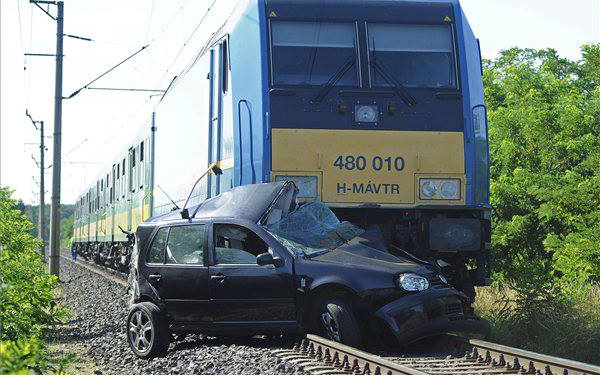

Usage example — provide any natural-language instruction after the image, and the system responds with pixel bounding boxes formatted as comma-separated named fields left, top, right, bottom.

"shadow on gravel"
left=49, top=322, right=124, bottom=344
left=169, top=334, right=298, bottom=352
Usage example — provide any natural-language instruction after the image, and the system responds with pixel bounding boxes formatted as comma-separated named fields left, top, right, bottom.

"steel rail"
left=448, top=335, right=600, bottom=375
left=275, top=334, right=428, bottom=375
left=276, top=334, right=600, bottom=375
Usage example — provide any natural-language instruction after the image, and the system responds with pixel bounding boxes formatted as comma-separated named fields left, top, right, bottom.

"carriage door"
left=128, top=147, right=134, bottom=231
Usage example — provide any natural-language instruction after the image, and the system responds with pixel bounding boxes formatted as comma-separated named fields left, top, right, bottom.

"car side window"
left=166, top=225, right=206, bottom=265
left=214, top=224, right=268, bottom=265
left=146, top=227, right=168, bottom=264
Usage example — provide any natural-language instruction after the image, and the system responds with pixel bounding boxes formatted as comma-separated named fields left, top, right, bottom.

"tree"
left=485, top=45, right=600, bottom=290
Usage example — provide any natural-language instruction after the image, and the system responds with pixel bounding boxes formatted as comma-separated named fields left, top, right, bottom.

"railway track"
left=60, top=252, right=128, bottom=287
left=274, top=334, right=600, bottom=375
left=62, top=252, right=599, bottom=375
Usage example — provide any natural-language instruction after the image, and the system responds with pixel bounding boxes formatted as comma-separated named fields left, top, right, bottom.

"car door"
left=208, top=222, right=296, bottom=324
left=142, top=223, right=210, bottom=323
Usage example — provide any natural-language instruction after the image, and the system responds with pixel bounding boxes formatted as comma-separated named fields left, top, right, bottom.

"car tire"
left=318, top=298, right=362, bottom=347
left=126, top=302, right=170, bottom=358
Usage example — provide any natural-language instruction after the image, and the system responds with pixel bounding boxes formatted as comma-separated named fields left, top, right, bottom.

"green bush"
left=0, top=339, right=70, bottom=375
left=0, top=188, right=69, bottom=373
left=486, top=45, right=600, bottom=289
left=476, top=285, right=600, bottom=364
left=481, top=44, right=600, bottom=364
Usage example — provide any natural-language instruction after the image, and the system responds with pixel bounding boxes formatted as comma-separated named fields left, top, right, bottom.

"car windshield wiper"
left=304, top=248, right=331, bottom=258
left=311, top=54, right=356, bottom=104
left=371, top=43, right=417, bottom=107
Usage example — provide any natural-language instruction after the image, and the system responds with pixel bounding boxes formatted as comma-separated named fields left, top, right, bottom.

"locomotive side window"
left=367, top=24, right=457, bottom=89
left=270, top=21, right=358, bottom=86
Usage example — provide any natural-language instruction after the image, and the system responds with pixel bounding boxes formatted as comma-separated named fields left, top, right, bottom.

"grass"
left=474, top=284, right=600, bottom=365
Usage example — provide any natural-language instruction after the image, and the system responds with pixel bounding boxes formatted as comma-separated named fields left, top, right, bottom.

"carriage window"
left=367, top=24, right=457, bottom=89
left=214, top=225, right=268, bottom=265
left=270, top=21, right=358, bottom=86
left=221, top=40, right=229, bottom=93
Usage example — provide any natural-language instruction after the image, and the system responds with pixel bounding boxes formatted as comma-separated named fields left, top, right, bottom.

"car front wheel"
left=127, top=302, right=170, bottom=358
left=318, top=298, right=361, bottom=347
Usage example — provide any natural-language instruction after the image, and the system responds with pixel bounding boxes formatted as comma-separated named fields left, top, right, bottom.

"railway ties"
left=275, top=334, right=600, bottom=375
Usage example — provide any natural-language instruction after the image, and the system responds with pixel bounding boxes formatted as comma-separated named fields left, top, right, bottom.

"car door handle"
left=148, top=274, right=162, bottom=283
left=211, top=275, right=226, bottom=284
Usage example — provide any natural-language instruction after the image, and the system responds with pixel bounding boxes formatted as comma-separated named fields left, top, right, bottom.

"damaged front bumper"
left=375, top=288, right=490, bottom=344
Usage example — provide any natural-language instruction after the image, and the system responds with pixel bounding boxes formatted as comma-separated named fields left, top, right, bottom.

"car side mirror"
left=257, top=252, right=283, bottom=267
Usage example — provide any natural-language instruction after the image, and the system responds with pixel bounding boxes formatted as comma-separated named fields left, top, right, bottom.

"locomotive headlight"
left=440, top=180, right=460, bottom=199
left=398, top=273, right=429, bottom=291
left=274, top=175, right=318, bottom=198
left=355, top=105, right=379, bottom=123
left=420, top=180, right=437, bottom=198
left=419, top=179, right=461, bottom=200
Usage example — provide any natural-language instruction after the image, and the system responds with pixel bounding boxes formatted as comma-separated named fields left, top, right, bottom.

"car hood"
left=310, top=236, right=436, bottom=275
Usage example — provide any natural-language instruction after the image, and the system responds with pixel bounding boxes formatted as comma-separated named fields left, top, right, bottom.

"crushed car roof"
left=146, top=181, right=290, bottom=224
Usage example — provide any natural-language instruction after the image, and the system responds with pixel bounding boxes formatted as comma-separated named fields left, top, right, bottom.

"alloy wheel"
left=129, top=310, right=153, bottom=353
left=321, top=311, right=341, bottom=342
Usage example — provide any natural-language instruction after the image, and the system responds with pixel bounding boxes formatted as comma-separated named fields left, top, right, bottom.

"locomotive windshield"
left=270, top=21, right=358, bottom=86
left=368, top=24, right=457, bottom=89
left=270, top=21, right=457, bottom=89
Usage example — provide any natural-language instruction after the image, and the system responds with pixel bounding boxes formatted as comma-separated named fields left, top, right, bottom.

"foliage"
left=20, top=204, right=74, bottom=244
left=481, top=45, right=600, bottom=364
left=485, top=45, right=600, bottom=291
left=476, top=285, right=600, bottom=364
left=0, top=187, right=70, bottom=374
left=59, top=216, right=73, bottom=249
left=0, top=339, right=71, bottom=375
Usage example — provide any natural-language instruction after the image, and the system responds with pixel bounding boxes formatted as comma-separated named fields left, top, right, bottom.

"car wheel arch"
left=303, top=283, right=364, bottom=330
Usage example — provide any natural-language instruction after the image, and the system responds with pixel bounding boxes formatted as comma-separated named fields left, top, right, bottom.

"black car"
left=127, top=181, right=488, bottom=358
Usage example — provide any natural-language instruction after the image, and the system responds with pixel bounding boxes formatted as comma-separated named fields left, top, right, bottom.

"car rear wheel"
left=318, top=298, right=361, bottom=347
left=127, top=302, right=170, bottom=358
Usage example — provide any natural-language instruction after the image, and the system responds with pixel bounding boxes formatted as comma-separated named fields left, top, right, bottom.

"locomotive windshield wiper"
left=371, top=43, right=417, bottom=107
left=311, top=54, right=356, bottom=105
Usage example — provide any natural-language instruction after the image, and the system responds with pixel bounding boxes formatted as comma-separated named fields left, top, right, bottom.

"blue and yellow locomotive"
left=74, top=0, right=490, bottom=297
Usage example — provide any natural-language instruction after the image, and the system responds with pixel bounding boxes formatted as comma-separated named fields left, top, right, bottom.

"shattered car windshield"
left=266, top=201, right=364, bottom=256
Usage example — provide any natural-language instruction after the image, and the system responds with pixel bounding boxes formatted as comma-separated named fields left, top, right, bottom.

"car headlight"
left=355, top=105, right=379, bottom=123
left=419, top=179, right=461, bottom=200
left=398, top=273, right=429, bottom=291
left=274, top=175, right=318, bottom=198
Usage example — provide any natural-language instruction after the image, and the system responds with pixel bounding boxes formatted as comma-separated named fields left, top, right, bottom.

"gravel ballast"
left=54, top=257, right=311, bottom=375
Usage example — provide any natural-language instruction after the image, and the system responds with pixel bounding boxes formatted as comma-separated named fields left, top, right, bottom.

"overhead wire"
left=144, top=0, right=156, bottom=44
left=63, top=0, right=223, bottom=188
left=16, top=0, right=25, bottom=53
left=156, top=0, right=218, bottom=87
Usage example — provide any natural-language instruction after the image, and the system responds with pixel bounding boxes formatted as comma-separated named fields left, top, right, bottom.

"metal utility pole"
left=48, top=1, right=64, bottom=276
left=39, top=121, right=46, bottom=257
left=26, top=110, right=46, bottom=257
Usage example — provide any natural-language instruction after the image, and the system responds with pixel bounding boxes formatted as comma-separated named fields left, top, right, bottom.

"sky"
left=1, top=0, right=599, bottom=205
